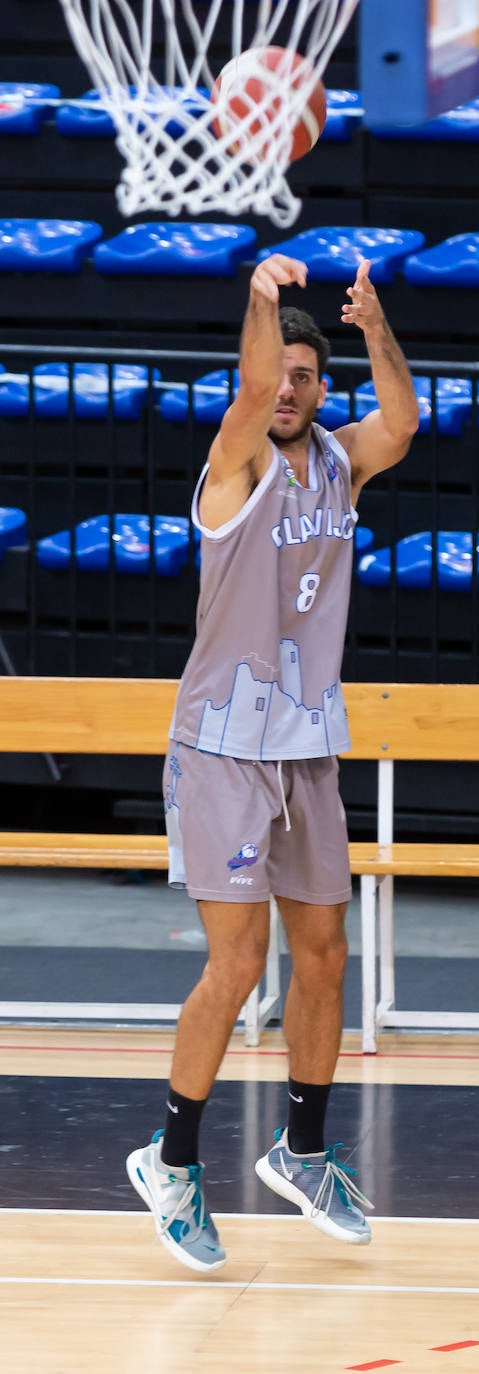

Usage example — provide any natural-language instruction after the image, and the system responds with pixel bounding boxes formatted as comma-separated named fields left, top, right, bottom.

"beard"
left=268, top=411, right=316, bottom=447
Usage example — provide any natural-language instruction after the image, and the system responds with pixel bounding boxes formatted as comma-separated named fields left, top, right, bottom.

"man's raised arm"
left=207, top=254, right=307, bottom=486
left=336, top=259, right=419, bottom=499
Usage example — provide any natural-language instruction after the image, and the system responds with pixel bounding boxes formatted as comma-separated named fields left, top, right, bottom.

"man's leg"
left=127, top=897, right=270, bottom=1273
left=163, top=898, right=270, bottom=1155
left=280, top=897, right=347, bottom=1152
left=255, top=896, right=372, bottom=1243
left=280, top=896, right=347, bottom=1086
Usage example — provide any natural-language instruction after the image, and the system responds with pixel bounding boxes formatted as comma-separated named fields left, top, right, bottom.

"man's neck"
left=280, top=426, right=315, bottom=488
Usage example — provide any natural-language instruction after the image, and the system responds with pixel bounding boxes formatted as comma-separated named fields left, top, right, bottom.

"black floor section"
left=1, top=1076, right=478, bottom=1218
left=2, top=949, right=479, bottom=1027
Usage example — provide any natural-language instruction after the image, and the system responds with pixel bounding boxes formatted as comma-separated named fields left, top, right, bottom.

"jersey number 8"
left=296, top=573, right=320, bottom=614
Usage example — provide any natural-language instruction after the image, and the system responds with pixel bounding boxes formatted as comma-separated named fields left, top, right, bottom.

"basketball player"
left=127, top=254, right=419, bottom=1272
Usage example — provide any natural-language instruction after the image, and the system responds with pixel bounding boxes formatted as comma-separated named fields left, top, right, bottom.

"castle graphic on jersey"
left=196, top=639, right=348, bottom=758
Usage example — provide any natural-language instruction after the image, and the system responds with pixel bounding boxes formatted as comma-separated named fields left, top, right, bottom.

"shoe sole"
left=255, top=1154, right=372, bottom=1246
left=126, top=1149, right=227, bottom=1273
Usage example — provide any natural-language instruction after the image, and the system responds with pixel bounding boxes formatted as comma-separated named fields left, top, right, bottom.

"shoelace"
left=303, top=1144, right=374, bottom=1218
left=158, top=1166, right=208, bottom=1238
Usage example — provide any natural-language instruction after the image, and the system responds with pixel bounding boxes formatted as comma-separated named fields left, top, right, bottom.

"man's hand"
left=251, top=253, right=308, bottom=303
left=341, top=258, right=384, bottom=333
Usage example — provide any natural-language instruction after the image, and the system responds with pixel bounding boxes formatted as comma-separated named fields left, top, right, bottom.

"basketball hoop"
left=58, top=0, right=358, bottom=226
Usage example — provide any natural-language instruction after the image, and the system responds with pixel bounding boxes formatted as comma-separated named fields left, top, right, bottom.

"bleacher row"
left=1, top=501, right=477, bottom=591
left=0, top=83, right=362, bottom=139
left=2, top=81, right=479, bottom=144
left=1, top=362, right=477, bottom=431
left=1, top=357, right=478, bottom=587
left=1, top=220, right=479, bottom=285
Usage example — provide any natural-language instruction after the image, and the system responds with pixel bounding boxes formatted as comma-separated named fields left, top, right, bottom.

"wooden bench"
left=346, top=682, right=479, bottom=1052
left=0, top=676, right=280, bottom=1038
left=0, top=678, right=478, bottom=1049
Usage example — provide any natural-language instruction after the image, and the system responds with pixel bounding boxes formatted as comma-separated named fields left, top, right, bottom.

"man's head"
left=269, top=307, right=330, bottom=447
left=279, top=306, right=330, bottom=378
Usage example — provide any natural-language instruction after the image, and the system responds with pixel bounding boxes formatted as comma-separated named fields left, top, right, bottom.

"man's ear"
left=317, top=376, right=328, bottom=408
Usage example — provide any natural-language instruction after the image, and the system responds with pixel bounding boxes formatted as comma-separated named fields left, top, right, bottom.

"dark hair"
left=279, top=306, right=330, bottom=377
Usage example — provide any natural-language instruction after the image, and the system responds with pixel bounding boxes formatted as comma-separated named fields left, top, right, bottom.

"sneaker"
left=126, top=1129, right=226, bottom=1273
left=255, top=1129, right=373, bottom=1245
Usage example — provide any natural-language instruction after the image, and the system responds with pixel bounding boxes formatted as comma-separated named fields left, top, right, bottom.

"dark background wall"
left=0, top=1, right=478, bottom=838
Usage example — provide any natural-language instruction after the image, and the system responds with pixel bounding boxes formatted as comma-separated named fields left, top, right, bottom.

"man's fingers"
left=356, top=257, right=372, bottom=282
left=270, top=253, right=307, bottom=274
left=254, top=279, right=279, bottom=302
left=349, top=258, right=373, bottom=294
left=259, top=254, right=308, bottom=287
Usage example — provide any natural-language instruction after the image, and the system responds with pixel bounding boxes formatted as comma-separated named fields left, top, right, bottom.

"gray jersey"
left=170, top=423, right=357, bottom=761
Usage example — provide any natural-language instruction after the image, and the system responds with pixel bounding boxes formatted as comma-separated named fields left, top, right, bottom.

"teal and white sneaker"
left=255, top=1129, right=373, bottom=1245
left=126, top=1129, right=226, bottom=1273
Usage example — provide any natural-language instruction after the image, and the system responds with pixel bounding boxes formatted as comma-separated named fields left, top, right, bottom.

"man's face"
left=268, top=343, right=327, bottom=446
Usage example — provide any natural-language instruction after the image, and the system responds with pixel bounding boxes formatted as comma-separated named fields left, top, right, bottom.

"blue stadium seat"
left=0, top=83, right=60, bottom=134
left=322, top=89, right=362, bottom=141
left=258, top=227, right=425, bottom=284
left=355, top=526, right=374, bottom=556
left=55, top=83, right=359, bottom=141
left=94, top=224, right=257, bottom=277
left=0, top=363, right=158, bottom=419
left=0, top=220, right=103, bottom=272
left=320, top=390, right=351, bottom=428
left=56, top=85, right=209, bottom=137
left=358, top=531, right=479, bottom=590
left=404, top=234, right=479, bottom=287
left=37, top=515, right=199, bottom=575
left=159, top=370, right=348, bottom=426
left=371, top=98, right=479, bottom=142
left=160, top=369, right=241, bottom=423
left=0, top=506, right=27, bottom=557
left=355, top=377, right=478, bottom=436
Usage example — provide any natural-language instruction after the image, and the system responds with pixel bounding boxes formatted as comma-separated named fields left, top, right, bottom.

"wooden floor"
left=2, top=1026, right=479, bottom=1084
left=1, top=1027, right=479, bottom=1373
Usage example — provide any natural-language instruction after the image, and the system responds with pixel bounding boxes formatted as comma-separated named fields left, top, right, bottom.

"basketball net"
left=58, top=0, right=358, bottom=226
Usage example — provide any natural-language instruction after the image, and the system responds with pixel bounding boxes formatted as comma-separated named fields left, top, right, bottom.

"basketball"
left=210, top=46, right=327, bottom=166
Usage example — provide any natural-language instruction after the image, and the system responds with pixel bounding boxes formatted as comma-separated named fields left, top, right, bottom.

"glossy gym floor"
left=0, top=870, right=478, bottom=1373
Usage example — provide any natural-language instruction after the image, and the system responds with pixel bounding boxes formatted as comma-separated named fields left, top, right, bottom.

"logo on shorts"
left=227, top=842, right=258, bottom=871
left=164, top=753, right=181, bottom=814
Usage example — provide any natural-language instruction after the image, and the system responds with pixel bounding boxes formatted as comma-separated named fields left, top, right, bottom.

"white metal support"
left=360, top=872, right=378, bottom=1053
left=360, top=753, right=479, bottom=1039
left=377, top=757, right=396, bottom=1016
left=379, top=1010, right=479, bottom=1030
left=379, top=874, right=395, bottom=1011
left=0, top=1001, right=184, bottom=1021
left=377, top=758, right=394, bottom=845
left=0, top=906, right=282, bottom=1042
left=243, top=984, right=260, bottom=1047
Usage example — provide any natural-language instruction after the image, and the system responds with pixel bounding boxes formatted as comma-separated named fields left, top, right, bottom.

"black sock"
left=161, top=1086, right=208, bottom=1167
left=287, top=1078, right=332, bottom=1155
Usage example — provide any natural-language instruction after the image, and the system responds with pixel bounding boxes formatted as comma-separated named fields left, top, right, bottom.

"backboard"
left=361, top=0, right=479, bottom=126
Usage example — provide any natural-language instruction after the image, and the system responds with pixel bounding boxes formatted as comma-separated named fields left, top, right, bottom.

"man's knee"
left=205, top=952, right=267, bottom=1005
left=290, top=904, right=349, bottom=992
left=203, top=926, right=269, bottom=1005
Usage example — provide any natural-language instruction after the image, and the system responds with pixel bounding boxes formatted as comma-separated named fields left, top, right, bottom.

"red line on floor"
left=431, top=1341, right=479, bottom=1352
left=347, top=1361, right=401, bottom=1371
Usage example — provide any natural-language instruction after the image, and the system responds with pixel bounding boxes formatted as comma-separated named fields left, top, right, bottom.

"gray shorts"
left=163, top=741, right=351, bottom=906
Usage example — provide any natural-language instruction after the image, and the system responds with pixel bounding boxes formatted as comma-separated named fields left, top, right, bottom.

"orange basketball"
left=210, top=46, right=327, bottom=166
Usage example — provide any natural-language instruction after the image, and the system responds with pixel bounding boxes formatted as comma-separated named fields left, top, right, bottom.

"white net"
left=58, top=0, right=359, bottom=226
